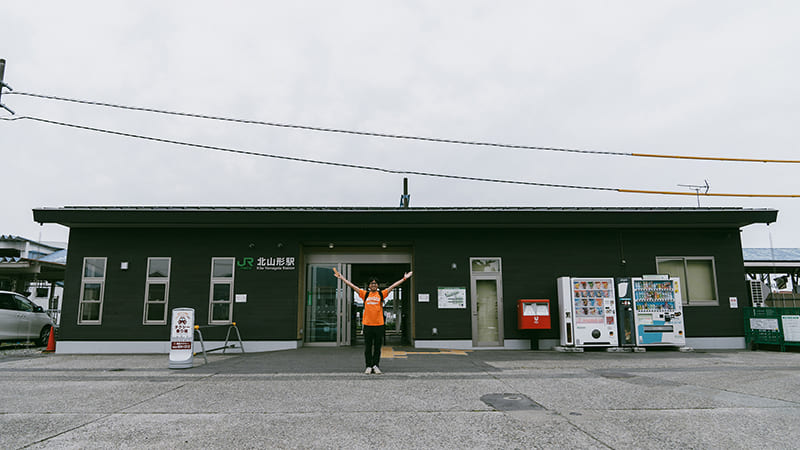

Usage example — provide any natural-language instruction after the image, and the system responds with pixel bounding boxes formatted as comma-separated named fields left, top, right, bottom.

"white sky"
left=2, top=1, right=798, bottom=248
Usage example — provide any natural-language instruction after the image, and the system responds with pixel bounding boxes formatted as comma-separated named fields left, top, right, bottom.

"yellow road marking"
left=381, top=347, right=471, bottom=359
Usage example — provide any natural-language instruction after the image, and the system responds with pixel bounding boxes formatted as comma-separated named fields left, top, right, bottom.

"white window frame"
left=656, top=256, right=719, bottom=306
left=143, top=257, right=171, bottom=325
left=79, top=257, right=107, bottom=324
left=209, top=257, right=235, bottom=324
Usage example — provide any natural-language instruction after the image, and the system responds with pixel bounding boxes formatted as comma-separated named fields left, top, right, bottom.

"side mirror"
left=33, top=305, right=44, bottom=313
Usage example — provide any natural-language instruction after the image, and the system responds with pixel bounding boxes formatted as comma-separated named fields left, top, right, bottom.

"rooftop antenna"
left=400, top=177, right=410, bottom=208
left=678, top=180, right=710, bottom=207
left=0, top=59, right=15, bottom=115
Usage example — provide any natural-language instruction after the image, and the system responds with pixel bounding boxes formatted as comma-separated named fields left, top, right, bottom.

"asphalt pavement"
left=2, top=345, right=800, bottom=449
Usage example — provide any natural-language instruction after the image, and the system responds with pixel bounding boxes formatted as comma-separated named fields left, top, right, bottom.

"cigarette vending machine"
left=631, top=276, right=686, bottom=346
left=557, top=277, right=618, bottom=347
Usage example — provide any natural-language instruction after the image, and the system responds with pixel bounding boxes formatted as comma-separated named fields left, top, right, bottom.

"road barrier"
left=193, top=322, right=245, bottom=364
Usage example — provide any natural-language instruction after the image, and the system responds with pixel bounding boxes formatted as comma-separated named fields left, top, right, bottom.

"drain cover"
left=480, top=393, right=544, bottom=411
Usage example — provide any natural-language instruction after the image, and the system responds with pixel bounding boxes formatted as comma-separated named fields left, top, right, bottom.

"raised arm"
left=386, top=271, right=413, bottom=292
left=332, top=267, right=361, bottom=292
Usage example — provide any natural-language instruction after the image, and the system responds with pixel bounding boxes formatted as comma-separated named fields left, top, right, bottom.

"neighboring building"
left=33, top=206, right=776, bottom=354
left=0, top=235, right=66, bottom=322
left=743, top=248, right=800, bottom=307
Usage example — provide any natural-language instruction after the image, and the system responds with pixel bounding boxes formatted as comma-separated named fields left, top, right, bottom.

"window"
left=79, top=257, right=106, bottom=323
left=14, top=294, right=34, bottom=312
left=471, top=258, right=501, bottom=273
left=143, top=258, right=171, bottom=324
left=209, top=257, right=234, bottom=324
left=656, top=257, right=719, bottom=306
left=0, top=293, right=16, bottom=310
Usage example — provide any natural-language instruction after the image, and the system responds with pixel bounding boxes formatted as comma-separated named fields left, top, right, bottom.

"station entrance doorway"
left=304, top=252, right=412, bottom=347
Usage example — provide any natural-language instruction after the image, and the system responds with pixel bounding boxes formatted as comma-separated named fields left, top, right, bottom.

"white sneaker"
left=372, top=365, right=382, bottom=375
left=364, top=367, right=373, bottom=374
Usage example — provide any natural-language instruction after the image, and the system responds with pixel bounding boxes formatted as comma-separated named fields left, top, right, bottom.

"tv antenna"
left=678, top=180, right=710, bottom=207
left=0, top=59, right=15, bottom=115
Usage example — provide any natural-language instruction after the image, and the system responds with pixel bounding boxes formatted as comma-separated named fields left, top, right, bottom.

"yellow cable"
left=632, top=153, right=800, bottom=164
left=618, top=189, right=800, bottom=198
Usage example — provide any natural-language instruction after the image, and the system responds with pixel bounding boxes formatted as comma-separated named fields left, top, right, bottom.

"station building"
left=32, top=206, right=777, bottom=353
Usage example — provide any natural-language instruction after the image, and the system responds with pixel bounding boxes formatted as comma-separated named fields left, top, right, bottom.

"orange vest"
left=360, top=289, right=389, bottom=326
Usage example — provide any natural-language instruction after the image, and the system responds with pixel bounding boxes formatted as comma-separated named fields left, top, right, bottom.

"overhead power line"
left=6, top=91, right=799, bottom=164
left=3, top=114, right=799, bottom=198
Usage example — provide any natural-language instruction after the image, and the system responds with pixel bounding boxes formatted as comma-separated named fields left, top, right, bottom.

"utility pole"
left=0, top=59, right=15, bottom=115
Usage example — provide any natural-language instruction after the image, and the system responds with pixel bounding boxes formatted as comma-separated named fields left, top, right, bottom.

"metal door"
left=470, top=258, right=504, bottom=347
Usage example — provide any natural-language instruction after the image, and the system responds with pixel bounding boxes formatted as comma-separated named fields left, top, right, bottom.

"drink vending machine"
left=557, top=277, right=618, bottom=347
left=615, top=277, right=636, bottom=347
left=631, top=275, right=686, bottom=346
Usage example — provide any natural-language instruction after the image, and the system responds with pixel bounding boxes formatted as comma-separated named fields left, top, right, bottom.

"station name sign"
left=237, top=256, right=296, bottom=271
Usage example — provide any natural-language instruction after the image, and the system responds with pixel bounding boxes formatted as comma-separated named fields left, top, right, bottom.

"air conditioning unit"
left=748, top=279, right=767, bottom=307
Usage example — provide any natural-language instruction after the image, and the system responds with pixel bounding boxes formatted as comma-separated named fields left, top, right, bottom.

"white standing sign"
left=169, top=308, right=195, bottom=369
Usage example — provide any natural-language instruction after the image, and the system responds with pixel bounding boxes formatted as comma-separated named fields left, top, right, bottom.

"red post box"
left=518, top=299, right=551, bottom=330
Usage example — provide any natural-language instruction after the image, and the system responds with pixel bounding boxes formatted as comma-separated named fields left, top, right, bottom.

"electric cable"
left=6, top=91, right=799, bottom=164
left=3, top=114, right=799, bottom=198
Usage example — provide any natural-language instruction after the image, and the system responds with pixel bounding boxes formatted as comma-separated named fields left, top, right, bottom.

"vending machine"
left=615, top=277, right=636, bottom=347
left=557, top=277, right=618, bottom=347
left=631, top=275, right=686, bottom=346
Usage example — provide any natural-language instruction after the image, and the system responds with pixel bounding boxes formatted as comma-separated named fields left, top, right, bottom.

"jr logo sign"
left=237, top=256, right=296, bottom=272
left=237, top=257, right=255, bottom=270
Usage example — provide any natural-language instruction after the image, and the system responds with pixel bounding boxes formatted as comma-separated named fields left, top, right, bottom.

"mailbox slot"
left=518, top=299, right=551, bottom=330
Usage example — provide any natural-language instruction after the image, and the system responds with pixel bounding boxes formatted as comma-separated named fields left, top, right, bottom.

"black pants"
left=363, top=325, right=384, bottom=368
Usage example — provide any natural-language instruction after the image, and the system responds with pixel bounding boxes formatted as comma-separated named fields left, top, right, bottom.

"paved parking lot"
left=2, top=346, right=800, bottom=449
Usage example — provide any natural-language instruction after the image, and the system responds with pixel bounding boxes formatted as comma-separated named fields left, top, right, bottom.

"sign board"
left=729, top=297, right=738, bottom=308
left=169, top=308, right=195, bottom=369
left=782, top=315, right=800, bottom=342
left=749, top=318, right=779, bottom=331
left=438, top=287, right=467, bottom=309
left=418, top=293, right=430, bottom=303
left=237, top=256, right=296, bottom=272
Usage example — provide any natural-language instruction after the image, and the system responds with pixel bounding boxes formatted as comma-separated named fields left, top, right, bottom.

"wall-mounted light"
left=381, top=242, right=388, bottom=249
left=277, top=242, right=284, bottom=248
left=328, top=243, right=335, bottom=249
left=451, top=262, right=457, bottom=270
left=120, top=262, right=129, bottom=270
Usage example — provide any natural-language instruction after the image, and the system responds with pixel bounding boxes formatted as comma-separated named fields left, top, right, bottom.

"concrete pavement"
left=2, top=346, right=800, bottom=449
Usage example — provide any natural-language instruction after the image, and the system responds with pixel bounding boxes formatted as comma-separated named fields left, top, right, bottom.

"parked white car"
left=0, top=290, right=54, bottom=346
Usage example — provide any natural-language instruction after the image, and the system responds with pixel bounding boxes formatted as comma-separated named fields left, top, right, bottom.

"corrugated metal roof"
left=743, top=248, right=800, bottom=262
left=0, top=234, right=64, bottom=250
left=0, top=257, right=23, bottom=263
left=37, top=249, right=67, bottom=264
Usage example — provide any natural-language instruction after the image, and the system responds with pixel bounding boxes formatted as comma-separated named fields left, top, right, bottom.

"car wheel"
left=38, top=326, right=51, bottom=347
